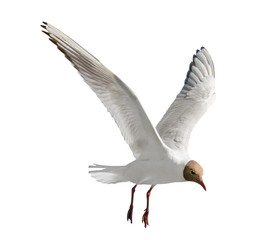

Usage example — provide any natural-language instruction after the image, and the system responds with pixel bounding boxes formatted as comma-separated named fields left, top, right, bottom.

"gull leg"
left=142, top=185, right=155, bottom=228
left=127, top=184, right=137, bottom=223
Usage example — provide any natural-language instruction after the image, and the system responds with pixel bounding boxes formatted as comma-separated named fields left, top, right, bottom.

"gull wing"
left=156, top=47, right=215, bottom=151
left=41, top=22, right=165, bottom=160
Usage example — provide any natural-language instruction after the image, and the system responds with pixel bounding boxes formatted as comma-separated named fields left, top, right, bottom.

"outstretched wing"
left=41, top=22, right=165, bottom=159
left=156, top=47, right=215, bottom=151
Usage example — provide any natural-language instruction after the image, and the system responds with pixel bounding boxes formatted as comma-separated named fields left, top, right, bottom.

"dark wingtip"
left=48, top=38, right=57, bottom=45
left=42, top=21, right=47, bottom=25
left=189, top=60, right=195, bottom=68
left=201, top=46, right=205, bottom=50
left=186, top=61, right=195, bottom=79
left=42, top=30, right=49, bottom=36
left=41, top=24, right=47, bottom=29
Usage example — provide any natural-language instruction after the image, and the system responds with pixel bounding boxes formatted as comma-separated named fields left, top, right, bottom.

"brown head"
left=183, top=160, right=206, bottom=191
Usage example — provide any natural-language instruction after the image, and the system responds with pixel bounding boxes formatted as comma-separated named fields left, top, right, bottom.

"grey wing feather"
left=42, top=22, right=165, bottom=159
left=156, top=47, right=215, bottom=151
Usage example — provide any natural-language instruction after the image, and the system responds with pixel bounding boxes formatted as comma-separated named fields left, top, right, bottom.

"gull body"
left=41, top=22, right=215, bottom=227
left=105, top=148, right=188, bottom=185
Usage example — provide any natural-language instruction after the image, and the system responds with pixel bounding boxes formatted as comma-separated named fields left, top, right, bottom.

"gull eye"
left=191, top=170, right=195, bottom=175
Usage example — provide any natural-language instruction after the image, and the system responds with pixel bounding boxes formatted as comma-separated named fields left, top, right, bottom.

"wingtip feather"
left=180, top=47, right=215, bottom=98
left=41, top=30, right=49, bottom=36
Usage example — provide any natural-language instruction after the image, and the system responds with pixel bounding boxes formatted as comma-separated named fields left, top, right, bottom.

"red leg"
left=142, top=185, right=155, bottom=228
left=127, top=184, right=137, bottom=223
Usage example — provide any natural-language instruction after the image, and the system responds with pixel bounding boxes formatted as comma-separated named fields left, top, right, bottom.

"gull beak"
left=200, top=180, right=206, bottom=191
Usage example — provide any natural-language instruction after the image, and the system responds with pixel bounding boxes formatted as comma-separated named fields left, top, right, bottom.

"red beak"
left=200, top=180, right=206, bottom=191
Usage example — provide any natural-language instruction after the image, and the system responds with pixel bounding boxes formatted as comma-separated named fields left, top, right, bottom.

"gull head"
left=183, top=160, right=206, bottom=191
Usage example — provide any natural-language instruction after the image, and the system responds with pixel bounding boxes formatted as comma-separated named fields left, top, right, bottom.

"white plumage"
left=42, top=22, right=215, bottom=227
left=157, top=49, right=215, bottom=151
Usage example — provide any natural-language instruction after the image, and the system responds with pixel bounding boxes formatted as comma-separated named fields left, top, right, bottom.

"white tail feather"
left=89, top=164, right=127, bottom=184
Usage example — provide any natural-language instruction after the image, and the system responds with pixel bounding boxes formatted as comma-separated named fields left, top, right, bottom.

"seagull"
left=41, top=22, right=215, bottom=228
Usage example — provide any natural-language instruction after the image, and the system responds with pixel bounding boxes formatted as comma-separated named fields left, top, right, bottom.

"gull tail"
left=89, top=164, right=127, bottom=184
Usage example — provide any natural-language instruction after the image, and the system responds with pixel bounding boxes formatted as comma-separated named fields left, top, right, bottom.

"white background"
left=1, top=0, right=262, bottom=239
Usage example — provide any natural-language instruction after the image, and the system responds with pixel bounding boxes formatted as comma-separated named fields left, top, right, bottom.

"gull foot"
left=142, top=209, right=149, bottom=228
left=127, top=205, right=134, bottom=223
